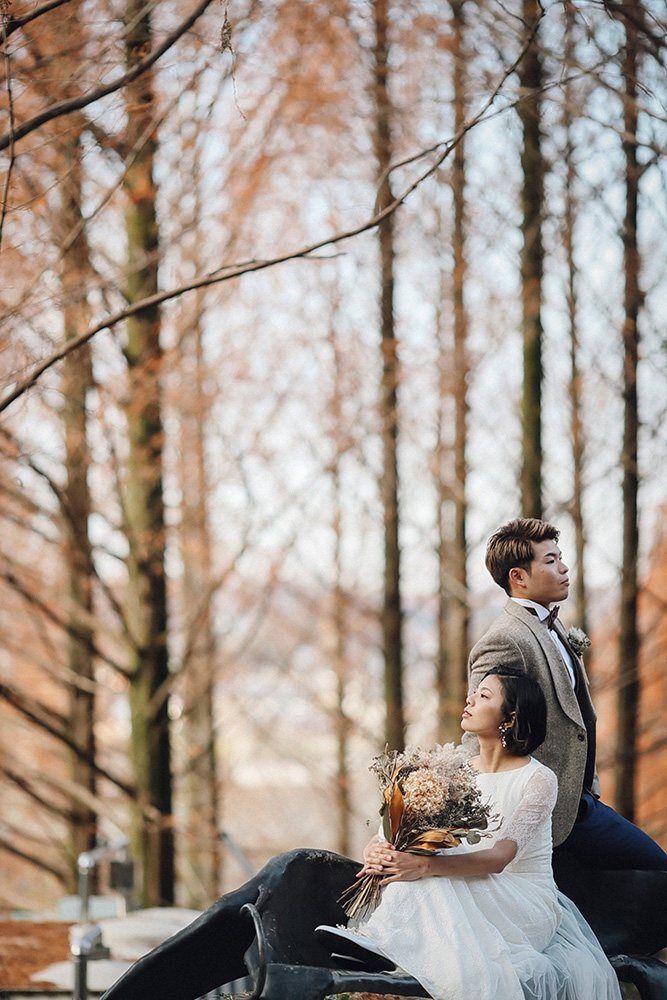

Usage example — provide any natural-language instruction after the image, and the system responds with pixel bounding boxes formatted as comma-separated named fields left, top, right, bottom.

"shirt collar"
left=512, top=597, right=551, bottom=622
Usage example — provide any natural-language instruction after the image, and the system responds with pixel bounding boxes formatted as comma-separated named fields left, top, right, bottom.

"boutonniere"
left=567, top=627, right=592, bottom=656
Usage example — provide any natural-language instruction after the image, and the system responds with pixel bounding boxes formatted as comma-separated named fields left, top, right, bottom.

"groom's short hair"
left=486, top=518, right=560, bottom=595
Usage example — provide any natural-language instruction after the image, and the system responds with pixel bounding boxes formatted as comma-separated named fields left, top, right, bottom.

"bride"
left=317, top=666, right=621, bottom=1000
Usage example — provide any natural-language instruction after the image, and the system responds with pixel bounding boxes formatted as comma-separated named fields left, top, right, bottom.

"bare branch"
left=0, top=424, right=66, bottom=508
left=0, top=4, right=17, bottom=250
left=0, top=561, right=130, bottom=676
left=0, top=832, right=69, bottom=881
left=0, top=21, right=534, bottom=412
left=0, top=0, right=217, bottom=152
left=3, top=767, right=73, bottom=821
left=1, top=0, right=76, bottom=41
left=3, top=749, right=130, bottom=831
left=601, top=1, right=667, bottom=59
left=0, top=680, right=136, bottom=797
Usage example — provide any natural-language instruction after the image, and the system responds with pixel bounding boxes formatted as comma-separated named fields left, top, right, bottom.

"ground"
left=0, top=919, right=72, bottom=989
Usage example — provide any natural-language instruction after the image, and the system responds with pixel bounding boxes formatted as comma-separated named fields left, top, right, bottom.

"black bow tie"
left=526, top=605, right=560, bottom=630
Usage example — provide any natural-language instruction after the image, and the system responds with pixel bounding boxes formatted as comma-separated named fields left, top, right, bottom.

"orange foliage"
left=593, top=507, right=667, bottom=849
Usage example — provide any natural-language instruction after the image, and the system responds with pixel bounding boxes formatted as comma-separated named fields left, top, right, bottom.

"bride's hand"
left=378, top=848, right=429, bottom=884
left=357, top=837, right=392, bottom=877
left=357, top=844, right=430, bottom=882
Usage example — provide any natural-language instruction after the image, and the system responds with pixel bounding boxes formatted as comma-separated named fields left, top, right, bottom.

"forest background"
left=1, top=0, right=666, bottom=914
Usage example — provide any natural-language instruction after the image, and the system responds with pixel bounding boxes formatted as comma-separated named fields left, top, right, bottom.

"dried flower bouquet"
left=340, top=743, right=495, bottom=920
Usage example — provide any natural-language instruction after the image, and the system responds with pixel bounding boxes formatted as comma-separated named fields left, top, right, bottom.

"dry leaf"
left=388, top=781, right=404, bottom=841
left=413, top=828, right=460, bottom=850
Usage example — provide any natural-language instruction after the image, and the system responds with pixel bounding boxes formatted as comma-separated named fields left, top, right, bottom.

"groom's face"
left=509, top=539, right=570, bottom=607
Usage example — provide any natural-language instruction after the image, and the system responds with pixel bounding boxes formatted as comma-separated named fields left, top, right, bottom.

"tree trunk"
left=325, top=315, right=353, bottom=857
left=562, top=3, right=588, bottom=633
left=332, top=487, right=352, bottom=858
left=436, top=0, right=470, bottom=742
left=519, top=1, right=545, bottom=519
left=435, top=452, right=453, bottom=739
left=449, top=0, right=470, bottom=729
left=614, top=5, right=642, bottom=822
left=122, top=0, right=173, bottom=905
left=177, top=300, right=221, bottom=909
left=53, top=6, right=97, bottom=879
left=372, top=0, right=404, bottom=752
left=62, top=300, right=96, bottom=875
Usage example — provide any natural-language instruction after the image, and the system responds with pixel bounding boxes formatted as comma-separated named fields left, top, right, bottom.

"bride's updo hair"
left=483, top=666, right=547, bottom=755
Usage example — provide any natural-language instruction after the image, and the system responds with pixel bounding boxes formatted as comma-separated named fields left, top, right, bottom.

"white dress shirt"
left=512, top=597, right=577, bottom=688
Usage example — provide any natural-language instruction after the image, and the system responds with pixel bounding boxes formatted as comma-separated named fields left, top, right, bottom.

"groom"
left=467, top=517, right=667, bottom=870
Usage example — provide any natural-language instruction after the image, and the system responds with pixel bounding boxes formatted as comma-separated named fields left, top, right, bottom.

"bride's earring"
left=499, top=721, right=510, bottom=748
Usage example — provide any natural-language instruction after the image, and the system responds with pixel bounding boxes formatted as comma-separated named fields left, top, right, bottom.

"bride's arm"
left=368, top=767, right=558, bottom=883
left=365, top=839, right=518, bottom=882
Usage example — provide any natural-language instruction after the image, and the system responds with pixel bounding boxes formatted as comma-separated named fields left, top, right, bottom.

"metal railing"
left=71, top=837, right=134, bottom=1000
left=70, top=924, right=110, bottom=1000
left=77, top=837, right=132, bottom=924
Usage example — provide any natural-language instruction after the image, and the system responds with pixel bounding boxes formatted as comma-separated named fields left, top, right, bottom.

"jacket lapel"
left=552, top=618, right=596, bottom=720
left=504, top=600, right=583, bottom=725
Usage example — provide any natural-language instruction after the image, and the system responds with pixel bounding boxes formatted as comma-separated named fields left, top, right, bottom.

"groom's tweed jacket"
left=467, top=599, right=599, bottom=847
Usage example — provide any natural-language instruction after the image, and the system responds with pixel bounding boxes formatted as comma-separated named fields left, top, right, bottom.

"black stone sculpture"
left=101, top=847, right=667, bottom=1000
left=552, top=849, right=667, bottom=1000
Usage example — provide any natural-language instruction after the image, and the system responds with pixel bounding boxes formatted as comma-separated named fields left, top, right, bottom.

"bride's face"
left=461, top=674, right=508, bottom=739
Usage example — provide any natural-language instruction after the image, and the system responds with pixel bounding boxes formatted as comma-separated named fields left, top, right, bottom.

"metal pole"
left=77, top=854, right=95, bottom=924
left=70, top=925, right=110, bottom=1000
left=73, top=951, right=88, bottom=1000
left=77, top=837, right=130, bottom=921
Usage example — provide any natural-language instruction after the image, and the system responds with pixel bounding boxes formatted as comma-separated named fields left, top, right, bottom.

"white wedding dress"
left=349, top=757, right=621, bottom=1000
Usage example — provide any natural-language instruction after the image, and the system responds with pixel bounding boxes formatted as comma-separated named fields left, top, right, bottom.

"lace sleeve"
left=498, top=766, right=558, bottom=858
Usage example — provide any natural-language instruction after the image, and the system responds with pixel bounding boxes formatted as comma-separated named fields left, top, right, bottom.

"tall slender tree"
left=562, top=3, right=588, bottom=633
left=47, top=5, right=98, bottom=874
left=435, top=0, right=470, bottom=742
left=327, top=323, right=353, bottom=856
left=174, top=294, right=222, bottom=908
left=371, top=0, right=404, bottom=751
left=121, top=0, right=173, bottom=905
left=613, top=2, right=643, bottom=822
left=59, top=171, right=97, bottom=870
left=434, top=255, right=455, bottom=740
left=448, top=0, right=470, bottom=729
left=518, top=1, right=546, bottom=518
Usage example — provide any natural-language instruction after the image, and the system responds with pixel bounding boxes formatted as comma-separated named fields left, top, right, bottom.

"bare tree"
left=120, top=0, right=173, bottom=904
left=519, top=1, right=546, bottom=518
left=59, top=167, right=98, bottom=869
left=613, top=2, right=644, bottom=822
left=19, top=1, right=101, bottom=873
left=561, top=3, right=589, bottom=633
left=323, top=292, right=358, bottom=856
left=172, top=294, right=222, bottom=908
left=441, top=0, right=470, bottom=740
left=372, top=0, right=404, bottom=751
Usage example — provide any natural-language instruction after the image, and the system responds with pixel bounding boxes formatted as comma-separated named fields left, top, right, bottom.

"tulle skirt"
left=350, top=871, right=621, bottom=1000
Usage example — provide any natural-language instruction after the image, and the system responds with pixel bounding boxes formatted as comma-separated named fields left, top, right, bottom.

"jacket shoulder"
left=471, top=603, right=534, bottom=647
left=468, top=603, right=543, bottom=679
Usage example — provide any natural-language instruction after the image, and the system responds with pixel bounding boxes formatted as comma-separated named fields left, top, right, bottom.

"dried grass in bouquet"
left=340, top=743, right=496, bottom=920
